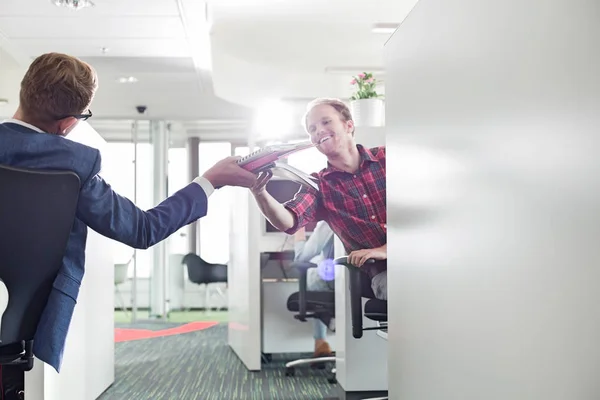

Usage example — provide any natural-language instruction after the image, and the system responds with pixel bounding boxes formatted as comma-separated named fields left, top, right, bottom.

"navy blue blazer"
left=0, top=121, right=209, bottom=372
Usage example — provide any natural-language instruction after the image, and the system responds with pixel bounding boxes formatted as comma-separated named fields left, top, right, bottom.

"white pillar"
left=150, top=120, right=169, bottom=318
left=187, top=137, right=200, bottom=254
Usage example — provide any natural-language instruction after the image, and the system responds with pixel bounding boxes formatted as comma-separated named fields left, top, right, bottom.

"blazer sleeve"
left=76, top=150, right=209, bottom=249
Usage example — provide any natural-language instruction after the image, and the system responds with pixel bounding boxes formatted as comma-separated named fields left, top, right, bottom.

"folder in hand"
left=237, top=141, right=315, bottom=173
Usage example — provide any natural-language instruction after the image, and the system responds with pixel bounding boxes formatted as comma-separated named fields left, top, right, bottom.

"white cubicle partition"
left=24, top=121, right=114, bottom=399
left=386, top=0, right=600, bottom=399
left=228, top=188, right=262, bottom=371
left=25, top=229, right=114, bottom=400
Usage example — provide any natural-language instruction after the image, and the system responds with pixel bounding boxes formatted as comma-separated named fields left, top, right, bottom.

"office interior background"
left=1, top=0, right=599, bottom=399
left=0, top=1, right=398, bottom=399
left=0, top=0, right=397, bottom=322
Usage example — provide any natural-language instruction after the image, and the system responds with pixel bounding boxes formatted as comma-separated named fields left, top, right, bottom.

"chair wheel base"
left=285, top=367, right=295, bottom=377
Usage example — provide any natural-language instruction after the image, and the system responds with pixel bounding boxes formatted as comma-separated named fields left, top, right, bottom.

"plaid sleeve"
left=283, top=176, right=323, bottom=234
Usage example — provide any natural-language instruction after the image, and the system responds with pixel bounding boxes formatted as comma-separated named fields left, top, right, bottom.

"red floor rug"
left=115, top=321, right=219, bottom=343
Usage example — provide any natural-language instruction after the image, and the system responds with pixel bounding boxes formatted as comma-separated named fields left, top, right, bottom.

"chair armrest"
left=0, top=340, right=33, bottom=370
left=290, top=261, right=317, bottom=321
left=333, top=256, right=375, bottom=339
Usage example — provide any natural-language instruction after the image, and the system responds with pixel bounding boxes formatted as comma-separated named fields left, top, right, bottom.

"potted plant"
left=349, top=72, right=384, bottom=127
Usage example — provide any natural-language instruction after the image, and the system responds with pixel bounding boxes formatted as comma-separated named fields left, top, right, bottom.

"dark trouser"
left=1, top=365, right=24, bottom=400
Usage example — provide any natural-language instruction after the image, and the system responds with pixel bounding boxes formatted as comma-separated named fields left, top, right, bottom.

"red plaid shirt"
left=284, top=145, right=386, bottom=256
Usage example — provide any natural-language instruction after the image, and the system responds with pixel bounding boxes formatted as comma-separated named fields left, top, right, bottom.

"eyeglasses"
left=55, top=109, right=93, bottom=121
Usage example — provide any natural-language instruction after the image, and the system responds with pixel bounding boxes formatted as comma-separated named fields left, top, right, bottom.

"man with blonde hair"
left=250, top=98, right=387, bottom=356
left=0, top=52, right=256, bottom=399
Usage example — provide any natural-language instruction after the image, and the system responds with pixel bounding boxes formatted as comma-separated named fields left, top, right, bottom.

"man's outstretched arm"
left=77, top=153, right=256, bottom=249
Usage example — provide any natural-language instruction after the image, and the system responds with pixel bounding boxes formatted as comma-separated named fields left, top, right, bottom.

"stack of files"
left=237, top=141, right=314, bottom=173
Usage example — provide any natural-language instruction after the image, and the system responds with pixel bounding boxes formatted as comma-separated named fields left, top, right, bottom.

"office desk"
left=261, top=251, right=312, bottom=355
left=229, top=245, right=336, bottom=370
left=228, top=191, right=336, bottom=371
left=262, top=251, right=338, bottom=356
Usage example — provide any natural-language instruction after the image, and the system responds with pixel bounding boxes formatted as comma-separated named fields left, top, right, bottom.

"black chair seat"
left=364, top=299, right=388, bottom=322
left=0, top=342, right=26, bottom=364
left=287, top=291, right=335, bottom=312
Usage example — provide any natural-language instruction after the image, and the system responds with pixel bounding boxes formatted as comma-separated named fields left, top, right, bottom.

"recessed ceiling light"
left=52, top=0, right=95, bottom=10
left=117, top=76, right=138, bottom=84
left=0, top=99, right=9, bottom=106
left=372, top=23, right=399, bottom=34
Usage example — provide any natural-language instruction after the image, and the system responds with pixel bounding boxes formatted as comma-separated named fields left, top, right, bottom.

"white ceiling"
left=208, top=0, right=417, bottom=106
left=0, top=0, right=417, bottom=137
left=0, top=0, right=250, bottom=124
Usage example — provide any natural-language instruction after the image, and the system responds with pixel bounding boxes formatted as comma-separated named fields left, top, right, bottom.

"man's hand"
left=202, top=156, right=258, bottom=189
left=250, top=169, right=273, bottom=196
left=348, top=244, right=387, bottom=267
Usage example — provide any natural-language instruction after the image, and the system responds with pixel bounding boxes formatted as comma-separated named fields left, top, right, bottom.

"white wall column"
left=150, top=120, right=169, bottom=318
left=187, top=137, right=200, bottom=254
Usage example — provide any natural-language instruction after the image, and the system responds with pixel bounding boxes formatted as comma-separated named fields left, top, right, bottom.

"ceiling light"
left=117, top=77, right=138, bottom=84
left=52, top=0, right=95, bottom=10
left=372, top=23, right=399, bottom=34
left=0, top=99, right=9, bottom=106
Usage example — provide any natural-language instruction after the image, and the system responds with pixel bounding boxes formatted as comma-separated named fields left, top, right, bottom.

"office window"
left=100, top=142, right=153, bottom=278
left=198, top=142, right=233, bottom=263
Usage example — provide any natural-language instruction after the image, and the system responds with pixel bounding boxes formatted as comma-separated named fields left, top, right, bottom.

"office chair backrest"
left=0, top=165, right=80, bottom=345
left=182, top=253, right=227, bottom=284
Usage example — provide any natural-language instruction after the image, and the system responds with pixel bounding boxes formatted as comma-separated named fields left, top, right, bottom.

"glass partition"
left=100, top=119, right=246, bottom=324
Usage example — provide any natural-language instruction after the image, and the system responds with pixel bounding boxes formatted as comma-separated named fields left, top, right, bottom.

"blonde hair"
left=302, top=97, right=355, bottom=135
left=19, top=52, right=98, bottom=122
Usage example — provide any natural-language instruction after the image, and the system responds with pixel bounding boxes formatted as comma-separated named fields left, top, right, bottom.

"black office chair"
left=284, top=261, right=337, bottom=383
left=0, top=165, right=80, bottom=399
left=334, top=256, right=388, bottom=400
left=181, top=253, right=228, bottom=311
left=333, top=257, right=388, bottom=338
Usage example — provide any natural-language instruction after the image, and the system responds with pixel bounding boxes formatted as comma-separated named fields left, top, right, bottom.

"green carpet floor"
left=114, top=310, right=229, bottom=324
left=100, top=323, right=337, bottom=400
